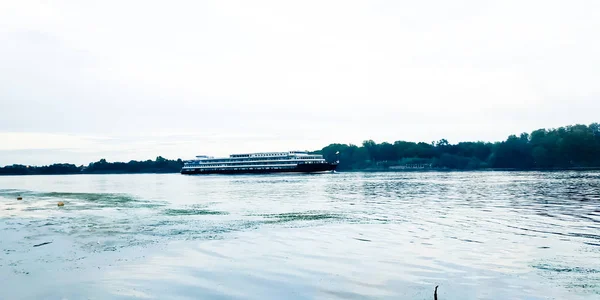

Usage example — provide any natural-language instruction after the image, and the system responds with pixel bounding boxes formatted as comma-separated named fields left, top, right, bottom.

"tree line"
left=317, top=123, right=600, bottom=170
left=1, top=123, right=599, bottom=175
left=0, top=157, right=183, bottom=175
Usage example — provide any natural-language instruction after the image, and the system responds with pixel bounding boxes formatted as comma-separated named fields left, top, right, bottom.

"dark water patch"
left=504, top=224, right=568, bottom=238
left=533, top=263, right=600, bottom=274
left=259, top=211, right=343, bottom=223
left=33, top=241, right=52, bottom=247
left=4, top=191, right=166, bottom=209
left=232, top=178, right=304, bottom=184
left=22, top=206, right=51, bottom=212
left=44, top=192, right=158, bottom=206
left=23, top=204, right=90, bottom=212
left=565, top=283, right=600, bottom=291
left=137, top=218, right=261, bottom=241
left=569, top=232, right=600, bottom=240
left=354, top=238, right=371, bottom=242
left=0, top=189, right=30, bottom=197
left=372, top=218, right=391, bottom=223
left=163, top=208, right=229, bottom=216
left=139, top=219, right=180, bottom=233
left=460, top=239, right=483, bottom=244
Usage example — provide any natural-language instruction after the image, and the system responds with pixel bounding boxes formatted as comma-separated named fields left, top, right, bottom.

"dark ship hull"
left=181, top=162, right=337, bottom=175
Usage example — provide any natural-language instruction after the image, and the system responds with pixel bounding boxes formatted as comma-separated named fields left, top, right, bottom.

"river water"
left=1, top=171, right=599, bottom=299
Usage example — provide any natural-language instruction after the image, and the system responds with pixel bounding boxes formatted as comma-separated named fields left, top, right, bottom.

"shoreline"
left=355, top=166, right=600, bottom=172
left=2, top=167, right=600, bottom=176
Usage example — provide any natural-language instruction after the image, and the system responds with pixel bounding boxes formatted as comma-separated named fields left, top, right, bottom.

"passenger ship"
left=181, top=151, right=337, bottom=175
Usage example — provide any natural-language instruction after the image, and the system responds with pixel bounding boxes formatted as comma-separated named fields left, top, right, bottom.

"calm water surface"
left=1, top=172, right=599, bottom=299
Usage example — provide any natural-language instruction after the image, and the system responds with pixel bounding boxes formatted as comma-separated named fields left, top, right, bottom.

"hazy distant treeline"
left=317, top=123, right=600, bottom=171
left=0, top=157, right=183, bottom=175
left=2, top=123, right=599, bottom=175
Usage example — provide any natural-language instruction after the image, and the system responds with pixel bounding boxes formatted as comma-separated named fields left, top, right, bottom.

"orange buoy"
left=57, top=201, right=64, bottom=207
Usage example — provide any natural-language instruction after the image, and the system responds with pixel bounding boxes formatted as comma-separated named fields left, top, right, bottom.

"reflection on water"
left=1, top=172, right=600, bottom=299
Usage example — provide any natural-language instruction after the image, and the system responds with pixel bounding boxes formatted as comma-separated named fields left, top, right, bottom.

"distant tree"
left=315, top=122, right=599, bottom=171
left=362, top=140, right=378, bottom=161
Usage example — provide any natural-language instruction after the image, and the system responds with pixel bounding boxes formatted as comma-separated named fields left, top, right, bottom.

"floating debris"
left=57, top=201, right=65, bottom=207
left=33, top=242, right=52, bottom=247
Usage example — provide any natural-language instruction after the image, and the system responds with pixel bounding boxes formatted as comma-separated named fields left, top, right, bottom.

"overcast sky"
left=1, top=0, right=599, bottom=166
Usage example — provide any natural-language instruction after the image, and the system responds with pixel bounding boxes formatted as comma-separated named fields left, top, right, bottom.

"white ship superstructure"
left=181, top=151, right=337, bottom=174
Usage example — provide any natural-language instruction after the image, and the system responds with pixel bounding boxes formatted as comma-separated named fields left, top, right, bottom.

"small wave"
left=354, top=237, right=372, bottom=242
left=0, top=189, right=32, bottom=199
left=0, top=189, right=24, bottom=194
left=163, top=208, right=229, bottom=216
left=42, top=192, right=139, bottom=204
left=533, top=263, right=600, bottom=274
left=259, top=211, right=343, bottom=223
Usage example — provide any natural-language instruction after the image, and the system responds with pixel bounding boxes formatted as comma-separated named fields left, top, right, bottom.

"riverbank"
left=3, top=167, right=600, bottom=176
left=357, top=166, right=600, bottom=172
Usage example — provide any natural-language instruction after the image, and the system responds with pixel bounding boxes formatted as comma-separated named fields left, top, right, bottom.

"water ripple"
left=1, top=171, right=600, bottom=299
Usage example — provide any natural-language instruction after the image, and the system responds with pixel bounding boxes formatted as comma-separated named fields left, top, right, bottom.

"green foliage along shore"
left=317, top=123, right=600, bottom=171
left=1, top=123, right=599, bottom=175
left=0, top=157, right=183, bottom=175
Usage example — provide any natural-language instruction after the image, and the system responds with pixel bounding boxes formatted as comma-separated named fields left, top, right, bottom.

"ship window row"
left=231, top=153, right=323, bottom=158
left=194, top=157, right=322, bottom=163
left=253, top=153, right=287, bottom=157
left=231, top=153, right=289, bottom=158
